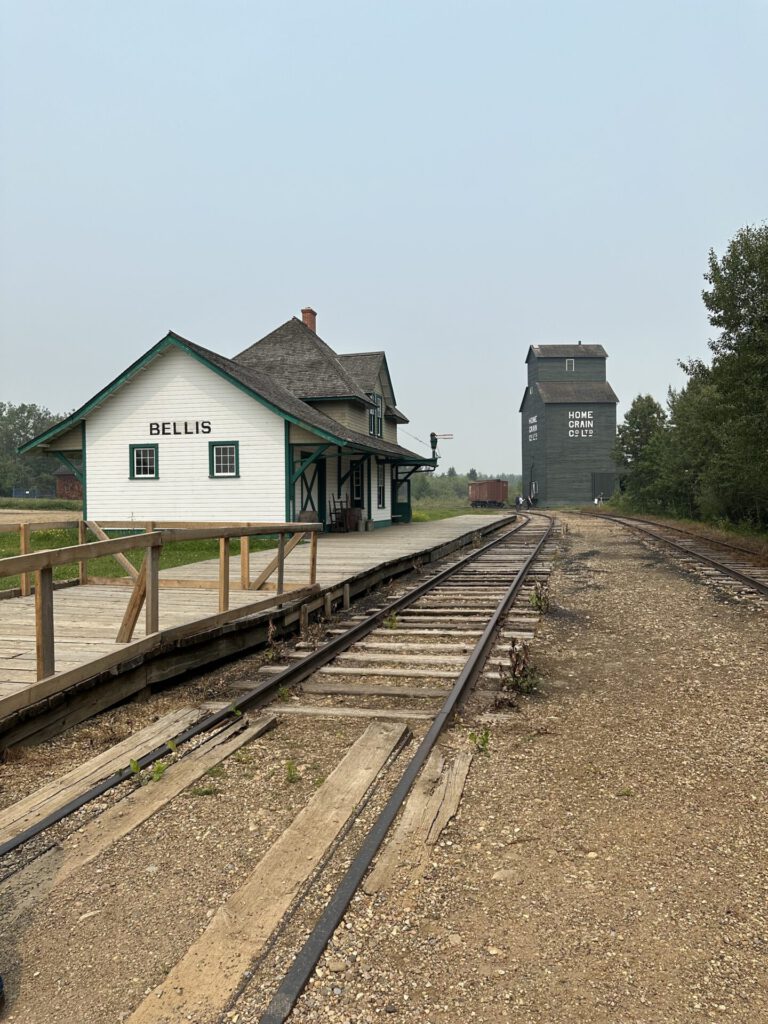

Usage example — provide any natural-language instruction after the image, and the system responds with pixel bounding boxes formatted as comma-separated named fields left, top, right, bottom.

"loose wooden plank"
left=364, top=748, right=473, bottom=894
left=126, top=721, right=408, bottom=1024
left=0, top=706, right=204, bottom=842
left=3, top=716, right=276, bottom=926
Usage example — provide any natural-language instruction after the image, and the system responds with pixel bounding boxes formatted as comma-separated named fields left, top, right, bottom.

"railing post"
left=343, top=583, right=350, bottom=609
left=240, top=534, right=250, bottom=591
left=219, top=536, right=230, bottom=612
left=145, top=539, right=160, bottom=634
left=20, top=523, right=31, bottom=597
left=35, top=566, right=55, bottom=679
left=78, top=520, right=88, bottom=585
left=309, top=529, right=318, bottom=585
left=277, top=533, right=285, bottom=595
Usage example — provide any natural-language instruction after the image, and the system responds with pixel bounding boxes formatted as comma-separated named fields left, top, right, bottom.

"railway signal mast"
left=429, top=432, right=453, bottom=460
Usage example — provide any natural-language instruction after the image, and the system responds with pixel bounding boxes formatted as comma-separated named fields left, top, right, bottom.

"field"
left=0, top=514, right=278, bottom=591
left=411, top=502, right=512, bottom=522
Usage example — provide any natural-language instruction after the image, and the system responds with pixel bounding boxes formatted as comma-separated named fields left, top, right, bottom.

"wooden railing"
left=0, top=519, right=84, bottom=597
left=0, top=521, right=321, bottom=682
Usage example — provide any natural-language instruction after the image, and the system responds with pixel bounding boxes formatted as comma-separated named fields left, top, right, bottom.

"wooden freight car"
left=468, top=479, right=508, bottom=508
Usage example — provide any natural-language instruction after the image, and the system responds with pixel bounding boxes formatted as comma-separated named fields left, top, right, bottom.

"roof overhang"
left=19, top=332, right=352, bottom=455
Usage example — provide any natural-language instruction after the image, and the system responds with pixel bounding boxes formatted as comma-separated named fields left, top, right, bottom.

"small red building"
left=53, top=465, right=83, bottom=501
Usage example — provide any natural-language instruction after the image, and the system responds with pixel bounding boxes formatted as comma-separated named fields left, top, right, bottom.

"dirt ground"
left=0, top=511, right=78, bottom=525
left=275, top=513, right=768, bottom=1024
left=1, top=513, right=767, bottom=1023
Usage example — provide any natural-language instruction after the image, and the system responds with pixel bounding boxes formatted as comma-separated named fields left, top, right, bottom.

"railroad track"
left=589, top=512, right=768, bottom=598
left=0, top=513, right=555, bottom=1022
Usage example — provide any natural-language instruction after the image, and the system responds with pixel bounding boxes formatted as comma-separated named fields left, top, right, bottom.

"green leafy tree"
left=467, top=467, right=478, bottom=481
left=446, top=466, right=457, bottom=477
left=0, top=403, right=64, bottom=497
left=613, top=395, right=668, bottom=506
left=701, top=224, right=768, bottom=525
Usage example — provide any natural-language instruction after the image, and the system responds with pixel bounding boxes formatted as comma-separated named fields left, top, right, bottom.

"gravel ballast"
left=1, top=513, right=766, bottom=1023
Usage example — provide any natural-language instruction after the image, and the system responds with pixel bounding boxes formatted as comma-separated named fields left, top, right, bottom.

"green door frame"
left=289, top=445, right=329, bottom=525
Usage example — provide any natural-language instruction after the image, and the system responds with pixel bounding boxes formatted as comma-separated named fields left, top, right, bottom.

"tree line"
left=412, top=469, right=523, bottom=504
left=614, top=224, right=768, bottom=528
left=0, top=403, right=66, bottom=497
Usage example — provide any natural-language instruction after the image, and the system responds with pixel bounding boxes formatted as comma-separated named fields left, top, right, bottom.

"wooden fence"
left=0, top=520, right=321, bottom=682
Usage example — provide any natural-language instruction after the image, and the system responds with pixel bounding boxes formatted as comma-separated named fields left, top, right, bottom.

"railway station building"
left=519, top=343, right=618, bottom=506
left=20, top=309, right=436, bottom=528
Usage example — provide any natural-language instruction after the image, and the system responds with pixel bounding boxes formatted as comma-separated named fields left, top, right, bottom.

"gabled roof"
left=519, top=381, right=618, bottom=411
left=338, top=348, right=398, bottom=398
left=526, top=344, right=607, bottom=360
left=19, top=331, right=352, bottom=454
left=337, top=351, right=385, bottom=392
left=234, top=318, right=374, bottom=406
left=19, top=331, right=428, bottom=463
left=385, top=405, right=409, bottom=424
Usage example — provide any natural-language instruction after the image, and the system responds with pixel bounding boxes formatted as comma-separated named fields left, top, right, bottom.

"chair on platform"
left=328, top=495, right=348, bottom=532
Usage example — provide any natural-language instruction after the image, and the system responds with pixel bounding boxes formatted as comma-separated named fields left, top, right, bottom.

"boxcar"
left=468, top=479, right=508, bottom=508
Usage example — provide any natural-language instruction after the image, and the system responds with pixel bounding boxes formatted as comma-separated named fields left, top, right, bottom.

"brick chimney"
left=301, top=307, right=317, bottom=333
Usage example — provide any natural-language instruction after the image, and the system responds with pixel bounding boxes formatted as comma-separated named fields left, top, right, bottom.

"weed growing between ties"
left=285, top=759, right=299, bottom=783
left=129, top=757, right=172, bottom=785
left=384, top=612, right=399, bottom=630
left=493, top=639, right=542, bottom=711
left=469, top=727, right=491, bottom=753
left=529, top=581, right=550, bottom=612
left=276, top=685, right=291, bottom=702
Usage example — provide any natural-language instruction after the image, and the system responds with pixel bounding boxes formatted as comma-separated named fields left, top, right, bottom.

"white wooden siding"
left=86, top=346, right=286, bottom=522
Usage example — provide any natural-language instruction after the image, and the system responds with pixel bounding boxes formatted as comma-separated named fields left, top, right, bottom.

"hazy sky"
left=1, top=0, right=766, bottom=472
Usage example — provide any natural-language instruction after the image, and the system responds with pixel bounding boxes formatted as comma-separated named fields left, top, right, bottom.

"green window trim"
left=367, top=393, right=383, bottom=437
left=209, top=440, right=240, bottom=478
left=129, top=443, right=159, bottom=480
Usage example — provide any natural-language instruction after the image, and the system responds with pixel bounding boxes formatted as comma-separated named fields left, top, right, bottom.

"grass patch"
left=0, top=527, right=279, bottom=591
left=187, top=785, right=218, bottom=797
left=0, top=498, right=81, bottom=511
left=412, top=504, right=505, bottom=522
left=468, top=727, right=490, bottom=753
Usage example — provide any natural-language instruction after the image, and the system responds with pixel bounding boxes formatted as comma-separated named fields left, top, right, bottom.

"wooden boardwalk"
left=0, top=514, right=509, bottom=715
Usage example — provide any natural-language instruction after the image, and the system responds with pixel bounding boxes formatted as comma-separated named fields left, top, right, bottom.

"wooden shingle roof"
left=234, top=319, right=374, bottom=406
left=527, top=344, right=607, bottom=359
left=20, top=331, right=427, bottom=463
left=337, top=352, right=385, bottom=393
left=534, top=381, right=618, bottom=404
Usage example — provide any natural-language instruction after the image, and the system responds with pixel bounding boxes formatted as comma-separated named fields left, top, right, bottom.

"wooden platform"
left=0, top=514, right=512, bottom=743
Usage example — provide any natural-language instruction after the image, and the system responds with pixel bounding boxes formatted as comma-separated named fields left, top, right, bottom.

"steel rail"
left=0, top=516, right=530, bottom=861
left=258, top=515, right=554, bottom=1024
left=594, top=513, right=768, bottom=598
left=590, top=510, right=768, bottom=561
